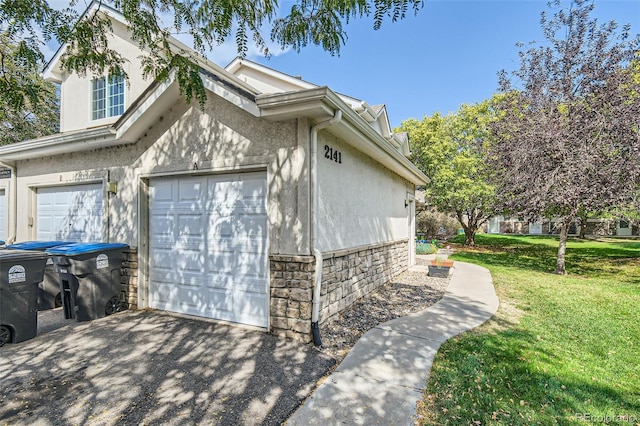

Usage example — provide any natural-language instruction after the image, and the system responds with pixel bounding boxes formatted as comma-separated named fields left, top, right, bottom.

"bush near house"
left=416, top=209, right=460, bottom=240
left=416, top=242, right=438, bottom=255
left=418, top=234, right=640, bottom=425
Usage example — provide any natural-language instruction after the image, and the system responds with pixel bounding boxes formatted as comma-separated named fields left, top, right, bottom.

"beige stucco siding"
left=13, top=92, right=309, bottom=255
left=316, top=131, right=412, bottom=252
left=59, top=19, right=150, bottom=133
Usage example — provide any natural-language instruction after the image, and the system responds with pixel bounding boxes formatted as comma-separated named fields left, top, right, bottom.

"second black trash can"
left=46, top=243, right=129, bottom=322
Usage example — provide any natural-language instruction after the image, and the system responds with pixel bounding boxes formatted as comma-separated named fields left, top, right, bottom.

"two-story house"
left=0, top=2, right=428, bottom=343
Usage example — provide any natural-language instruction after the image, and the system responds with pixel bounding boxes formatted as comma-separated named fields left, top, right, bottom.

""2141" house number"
left=324, top=145, right=342, bottom=164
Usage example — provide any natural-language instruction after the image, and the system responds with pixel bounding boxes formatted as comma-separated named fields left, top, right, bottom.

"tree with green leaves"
left=0, top=34, right=59, bottom=145
left=0, top=0, right=423, bottom=120
left=488, top=0, right=640, bottom=274
left=398, top=99, right=499, bottom=246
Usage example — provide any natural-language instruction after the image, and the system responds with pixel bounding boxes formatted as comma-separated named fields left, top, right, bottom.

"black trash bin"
left=0, top=250, right=48, bottom=346
left=46, top=243, right=129, bottom=322
left=6, top=241, right=72, bottom=310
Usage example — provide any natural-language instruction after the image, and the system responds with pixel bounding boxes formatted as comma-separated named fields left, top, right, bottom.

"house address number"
left=324, top=145, right=342, bottom=164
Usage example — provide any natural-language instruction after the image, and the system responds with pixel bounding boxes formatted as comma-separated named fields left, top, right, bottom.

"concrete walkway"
left=287, top=257, right=498, bottom=425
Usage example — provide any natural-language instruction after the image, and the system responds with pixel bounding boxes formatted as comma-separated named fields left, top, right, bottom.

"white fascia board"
left=114, top=73, right=178, bottom=141
left=256, top=87, right=336, bottom=120
left=225, top=58, right=318, bottom=92
left=200, top=71, right=260, bottom=117
left=377, top=108, right=393, bottom=138
left=0, top=127, right=119, bottom=162
left=257, top=88, right=429, bottom=185
left=116, top=67, right=260, bottom=141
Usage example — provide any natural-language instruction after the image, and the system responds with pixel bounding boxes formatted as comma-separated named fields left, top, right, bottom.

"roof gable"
left=224, top=58, right=408, bottom=147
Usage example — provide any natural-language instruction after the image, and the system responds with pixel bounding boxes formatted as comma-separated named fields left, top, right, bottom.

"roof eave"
left=257, top=88, right=429, bottom=186
left=0, top=127, right=121, bottom=162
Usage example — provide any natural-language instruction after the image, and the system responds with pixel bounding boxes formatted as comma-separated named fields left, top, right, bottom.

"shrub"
left=416, top=242, right=438, bottom=254
left=416, top=209, right=460, bottom=239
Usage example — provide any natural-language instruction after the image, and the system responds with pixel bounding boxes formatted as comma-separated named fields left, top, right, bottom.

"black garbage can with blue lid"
left=46, top=243, right=129, bottom=322
left=6, top=241, right=73, bottom=310
left=0, top=250, right=49, bottom=346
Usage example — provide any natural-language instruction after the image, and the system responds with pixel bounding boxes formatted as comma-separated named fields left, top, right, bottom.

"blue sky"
left=215, top=0, right=640, bottom=128
left=46, top=0, right=640, bottom=128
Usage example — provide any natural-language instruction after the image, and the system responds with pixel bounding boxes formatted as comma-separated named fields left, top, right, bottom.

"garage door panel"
left=205, top=275, right=233, bottom=290
left=150, top=214, right=174, bottom=235
left=0, top=189, right=5, bottom=241
left=178, top=180, right=203, bottom=202
left=207, top=250, right=237, bottom=272
left=208, top=216, right=234, bottom=237
left=149, top=172, right=268, bottom=328
left=37, top=184, right=102, bottom=242
left=175, top=251, right=205, bottom=274
left=233, top=293, right=269, bottom=326
left=150, top=181, right=174, bottom=202
left=232, top=277, right=269, bottom=292
left=237, top=255, right=266, bottom=278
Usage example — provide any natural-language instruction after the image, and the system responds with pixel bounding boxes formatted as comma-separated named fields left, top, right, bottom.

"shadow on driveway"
left=0, top=310, right=336, bottom=425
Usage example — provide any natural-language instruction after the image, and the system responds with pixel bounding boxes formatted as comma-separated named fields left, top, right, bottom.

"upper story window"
left=91, top=74, right=125, bottom=120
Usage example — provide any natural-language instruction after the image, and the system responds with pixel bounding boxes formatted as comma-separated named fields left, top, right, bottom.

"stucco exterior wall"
left=316, top=131, right=413, bottom=252
left=59, top=19, right=150, bottom=133
left=13, top=92, right=309, bottom=256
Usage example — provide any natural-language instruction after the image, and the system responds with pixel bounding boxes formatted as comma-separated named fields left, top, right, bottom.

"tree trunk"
left=578, top=213, right=588, bottom=239
left=456, top=210, right=478, bottom=246
left=464, top=226, right=476, bottom=246
left=555, top=222, right=568, bottom=274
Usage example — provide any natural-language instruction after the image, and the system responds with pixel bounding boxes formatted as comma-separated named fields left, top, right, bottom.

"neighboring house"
left=485, top=216, right=639, bottom=237
left=0, top=2, right=427, bottom=343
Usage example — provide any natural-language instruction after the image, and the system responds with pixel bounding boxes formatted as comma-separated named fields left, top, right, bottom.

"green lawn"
left=418, top=234, right=640, bottom=425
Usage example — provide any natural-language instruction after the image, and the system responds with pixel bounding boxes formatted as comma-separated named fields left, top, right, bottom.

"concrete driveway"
left=0, top=310, right=335, bottom=425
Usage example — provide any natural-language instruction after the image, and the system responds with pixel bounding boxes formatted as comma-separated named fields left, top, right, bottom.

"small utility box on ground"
left=0, top=250, right=48, bottom=346
left=46, top=243, right=129, bottom=322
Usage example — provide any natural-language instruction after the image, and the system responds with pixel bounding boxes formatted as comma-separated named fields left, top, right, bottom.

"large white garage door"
left=37, top=183, right=103, bottom=242
left=0, top=189, right=6, bottom=241
left=148, top=172, right=269, bottom=328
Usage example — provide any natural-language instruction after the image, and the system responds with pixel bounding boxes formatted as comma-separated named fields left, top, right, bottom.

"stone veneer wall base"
left=269, top=239, right=409, bottom=343
left=121, top=248, right=138, bottom=310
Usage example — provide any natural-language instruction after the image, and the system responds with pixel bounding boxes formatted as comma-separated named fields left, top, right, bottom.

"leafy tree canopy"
left=0, top=33, right=59, bottom=145
left=398, top=97, right=500, bottom=245
left=0, top=0, right=423, bottom=113
left=489, top=0, right=640, bottom=273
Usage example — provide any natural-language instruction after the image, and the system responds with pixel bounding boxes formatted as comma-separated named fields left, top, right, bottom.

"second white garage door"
left=0, top=189, right=6, bottom=241
left=148, top=172, right=269, bottom=328
left=37, top=183, right=103, bottom=242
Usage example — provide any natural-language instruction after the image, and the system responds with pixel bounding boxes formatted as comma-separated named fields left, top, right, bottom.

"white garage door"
left=0, top=189, right=6, bottom=241
left=148, top=172, right=269, bottom=328
left=37, top=183, right=103, bottom=242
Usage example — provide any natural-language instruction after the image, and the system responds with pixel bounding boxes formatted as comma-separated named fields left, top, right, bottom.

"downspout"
left=309, top=109, right=342, bottom=346
left=0, top=161, right=17, bottom=244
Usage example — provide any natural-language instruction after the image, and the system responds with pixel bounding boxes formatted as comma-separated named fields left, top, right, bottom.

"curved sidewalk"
left=287, top=261, right=498, bottom=425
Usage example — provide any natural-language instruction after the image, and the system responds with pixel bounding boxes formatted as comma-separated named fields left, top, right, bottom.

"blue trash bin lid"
left=7, top=241, right=73, bottom=250
left=46, top=242, right=129, bottom=256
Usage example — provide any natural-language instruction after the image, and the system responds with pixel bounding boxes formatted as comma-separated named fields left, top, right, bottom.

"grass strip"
left=418, top=234, right=640, bottom=425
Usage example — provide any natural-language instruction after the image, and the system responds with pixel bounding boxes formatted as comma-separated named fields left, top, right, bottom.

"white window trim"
left=90, top=74, right=126, bottom=121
